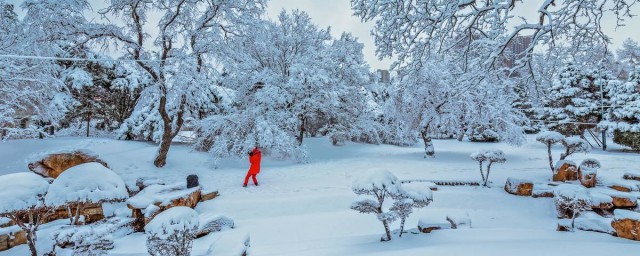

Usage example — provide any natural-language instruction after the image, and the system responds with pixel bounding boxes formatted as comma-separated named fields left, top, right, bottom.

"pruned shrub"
left=470, top=150, right=506, bottom=187
left=145, top=207, right=199, bottom=256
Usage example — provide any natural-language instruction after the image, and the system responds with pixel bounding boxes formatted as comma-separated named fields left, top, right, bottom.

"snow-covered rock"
left=612, top=209, right=640, bottom=240
left=27, top=149, right=108, bottom=179
left=578, top=158, right=600, bottom=188
left=623, top=172, right=640, bottom=181
left=45, top=162, right=128, bottom=207
left=553, top=160, right=578, bottom=182
left=417, top=218, right=451, bottom=233
left=504, top=177, right=533, bottom=196
left=0, top=172, right=49, bottom=214
left=532, top=183, right=555, bottom=198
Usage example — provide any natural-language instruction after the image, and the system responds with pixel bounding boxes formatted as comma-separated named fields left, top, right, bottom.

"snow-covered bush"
left=554, top=184, right=592, bottom=231
left=560, top=137, right=590, bottom=160
left=51, top=226, right=114, bottom=256
left=391, top=182, right=433, bottom=237
left=351, top=170, right=402, bottom=241
left=145, top=207, right=199, bottom=256
left=536, top=131, right=565, bottom=172
left=0, top=173, right=51, bottom=256
left=45, top=163, right=128, bottom=225
left=470, top=150, right=507, bottom=187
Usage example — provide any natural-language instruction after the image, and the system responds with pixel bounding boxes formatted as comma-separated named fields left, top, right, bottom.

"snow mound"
left=0, top=172, right=49, bottom=214
left=205, top=229, right=250, bottom=256
left=45, top=162, right=128, bottom=206
left=145, top=206, right=199, bottom=240
left=352, top=169, right=400, bottom=193
left=614, top=209, right=640, bottom=221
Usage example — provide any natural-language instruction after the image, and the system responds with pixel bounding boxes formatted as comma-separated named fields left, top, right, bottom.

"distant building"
left=377, top=69, right=390, bottom=83
left=504, top=36, right=533, bottom=69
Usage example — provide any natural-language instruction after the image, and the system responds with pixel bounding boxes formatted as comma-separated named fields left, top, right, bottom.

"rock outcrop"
left=27, top=150, right=108, bottom=179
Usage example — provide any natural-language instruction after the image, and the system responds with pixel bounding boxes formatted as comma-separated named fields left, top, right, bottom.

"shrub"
left=145, top=207, right=199, bottom=256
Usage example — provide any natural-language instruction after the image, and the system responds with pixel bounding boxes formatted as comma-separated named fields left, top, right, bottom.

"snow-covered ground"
left=1, top=135, right=639, bottom=255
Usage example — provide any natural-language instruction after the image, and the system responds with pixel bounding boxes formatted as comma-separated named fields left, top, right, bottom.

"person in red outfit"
left=243, top=147, right=261, bottom=187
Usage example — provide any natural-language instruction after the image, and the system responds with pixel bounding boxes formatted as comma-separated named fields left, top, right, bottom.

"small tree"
left=536, top=131, right=565, bottom=172
left=351, top=170, right=402, bottom=241
left=390, top=182, right=433, bottom=237
left=145, top=207, right=199, bottom=256
left=470, top=150, right=507, bottom=187
left=554, top=184, right=592, bottom=231
left=0, top=173, right=51, bottom=256
left=45, top=163, right=128, bottom=225
left=559, top=137, right=591, bottom=160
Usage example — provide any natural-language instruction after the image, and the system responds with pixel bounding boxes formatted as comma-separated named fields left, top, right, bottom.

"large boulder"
left=504, top=178, right=533, bottom=196
left=127, top=183, right=202, bottom=232
left=612, top=209, right=640, bottom=240
left=28, top=150, right=108, bottom=179
left=553, top=160, right=578, bottom=182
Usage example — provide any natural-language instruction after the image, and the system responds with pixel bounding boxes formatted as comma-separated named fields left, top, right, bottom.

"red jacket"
left=248, top=148, right=261, bottom=174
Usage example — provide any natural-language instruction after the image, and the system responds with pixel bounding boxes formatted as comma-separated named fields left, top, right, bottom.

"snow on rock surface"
left=614, top=209, right=640, bottom=221
left=45, top=162, right=128, bottom=207
left=0, top=172, right=49, bottom=214
left=127, top=183, right=201, bottom=209
left=144, top=206, right=199, bottom=239
left=573, top=212, right=614, bottom=234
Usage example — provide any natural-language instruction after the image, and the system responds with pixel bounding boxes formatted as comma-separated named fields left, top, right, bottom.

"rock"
left=532, top=183, right=555, bottom=198
left=578, top=165, right=597, bottom=188
left=590, top=193, right=614, bottom=211
left=200, top=190, right=219, bottom=202
left=417, top=218, right=452, bottom=233
left=0, top=226, right=26, bottom=252
left=27, top=150, right=108, bottom=179
left=126, top=183, right=202, bottom=232
left=610, top=184, right=633, bottom=192
left=612, top=196, right=637, bottom=208
left=504, top=177, right=533, bottom=196
left=553, top=160, right=578, bottom=182
left=612, top=209, right=640, bottom=240
left=623, top=172, right=640, bottom=181
left=187, top=175, right=199, bottom=189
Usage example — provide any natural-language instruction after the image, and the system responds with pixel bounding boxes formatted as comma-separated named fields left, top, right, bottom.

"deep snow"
left=0, top=135, right=639, bottom=255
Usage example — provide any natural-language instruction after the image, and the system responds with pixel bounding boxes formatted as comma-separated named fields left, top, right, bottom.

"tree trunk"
left=85, top=112, right=91, bottom=137
left=547, top=144, right=554, bottom=173
left=420, top=128, right=434, bottom=157
left=297, top=115, right=305, bottom=146
left=484, top=162, right=492, bottom=187
left=398, top=217, right=406, bottom=237
left=154, top=129, right=173, bottom=168
left=381, top=219, right=392, bottom=241
left=478, top=161, right=485, bottom=185
left=26, top=231, right=37, bottom=256
left=154, top=95, right=185, bottom=168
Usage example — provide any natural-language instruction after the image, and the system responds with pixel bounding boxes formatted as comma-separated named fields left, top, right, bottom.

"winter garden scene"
left=1, top=0, right=640, bottom=255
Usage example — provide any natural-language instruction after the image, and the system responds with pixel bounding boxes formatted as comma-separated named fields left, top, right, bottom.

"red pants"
left=244, top=173, right=258, bottom=185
